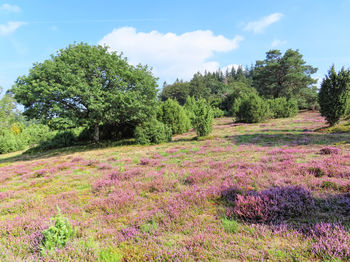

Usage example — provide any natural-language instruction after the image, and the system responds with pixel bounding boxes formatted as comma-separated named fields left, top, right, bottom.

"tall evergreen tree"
left=252, top=49, right=318, bottom=105
left=318, top=66, right=350, bottom=126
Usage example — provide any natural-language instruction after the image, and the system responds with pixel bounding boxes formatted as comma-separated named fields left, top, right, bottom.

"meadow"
left=0, top=111, right=349, bottom=261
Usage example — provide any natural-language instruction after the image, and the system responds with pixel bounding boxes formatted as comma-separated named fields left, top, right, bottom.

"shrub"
left=134, top=118, right=172, bottom=145
left=268, top=97, right=298, bottom=118
left=21, top=124, right=52, bottom=146
left=0, top=131, right=27, bottom=154
left=222, top=217, right=239, bottom=233
left=220, top=82, right=256, bottom=116
left=236, top=94, right=270, bottom=123
left=158, top=98, right=191, bottom=135
left=231, top=186, right=315, bottom=223
left=211, top=107, right=224, bottom=118
left=318, top=66, right=350, bottom=126
left=184, top=96, right=196, bottom=121
left=191, top=98, right=214, bottom=137
left=320, top=146, right=340, bottom=155
left=41, top=207, right=75, bottom=253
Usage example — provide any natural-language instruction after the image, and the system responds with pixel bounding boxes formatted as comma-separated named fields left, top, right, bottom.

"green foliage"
left=29, top=127, right=88, bottom=152
left=191, top=98, right=214, bottom=137
left=295, top=86, right=319, bottom=110
left=268, top=97, right=298, bottom=118
left=222, top=217, right=239, bottom=233
left=99, top=247, right=123, bottom=262
left=221, top=82, right=256, bottom=116
left=318, top=66, right=350, bottom=126
left=21, top=124, right=51, bottom=146
left=252, top=49, right=318, bottom=108
left=158, top=98, right=191, bottom=135
left=11, top=43, right=158, bottom=143
left=236, top=94, right=270, bottom=123
left=140, top=219, right=158, bottom=234
left=134, top=118, right=172, bottom=145
left=184, top=96, right=196, bottom=121
left=211, top=107, right=224, bottom=118
left=160, top=80, right=190, bottom=105
left=0, top=131, right=26, bottom=154
left=41, top=207, right=75, bottom=253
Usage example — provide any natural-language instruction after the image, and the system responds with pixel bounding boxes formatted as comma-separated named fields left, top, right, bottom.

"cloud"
left=99, top=27, right=243, bottom=82
left=244, top=13, right=284, bottom=34
left=271, top=39, right=287, bottom=47
left=0, top=3, right=21, bottom=13
left=0, top=21, right=26, bottom=36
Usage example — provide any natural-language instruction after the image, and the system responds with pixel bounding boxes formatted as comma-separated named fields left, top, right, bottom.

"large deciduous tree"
left=252, top=49, right=318, bottom=106
left=318, top=66, right=350, bottom=126
left=11, top=43, right=158, bottom=143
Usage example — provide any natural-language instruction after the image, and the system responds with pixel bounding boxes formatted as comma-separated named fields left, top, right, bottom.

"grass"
left=0, top=111, right=350, bottom=261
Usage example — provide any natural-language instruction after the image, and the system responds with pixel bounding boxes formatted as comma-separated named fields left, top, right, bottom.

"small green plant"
left=41, top=206, right=75, bottom=253
left=140, top=219, right=158, bottom=234
left=99, top=247, right=123, bottom=262
left=221, top=217, right=239, bottom=233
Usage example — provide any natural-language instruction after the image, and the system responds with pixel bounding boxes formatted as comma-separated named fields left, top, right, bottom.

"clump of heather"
left=320, top=146, right=341, bottom=155
left=227, top=186, right=315, bottom=223
left=311, top=223, right=350, bottom=260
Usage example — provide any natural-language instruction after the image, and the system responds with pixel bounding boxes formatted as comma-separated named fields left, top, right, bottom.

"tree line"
left=0, top=43, right=348, bottom=154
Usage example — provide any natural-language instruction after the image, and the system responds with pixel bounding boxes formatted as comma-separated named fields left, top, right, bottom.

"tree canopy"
left=252, top=49, right=318, bottom=104
left=11, top=43, right=158, bottom=142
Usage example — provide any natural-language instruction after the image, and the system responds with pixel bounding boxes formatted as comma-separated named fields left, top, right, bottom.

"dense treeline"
left=161, top=49, right=319, bottom=115
left=1, top=43, right=349, bottom=154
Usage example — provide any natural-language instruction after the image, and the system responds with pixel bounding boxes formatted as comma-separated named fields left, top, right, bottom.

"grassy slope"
left=0, top=111, right=349, bottom=261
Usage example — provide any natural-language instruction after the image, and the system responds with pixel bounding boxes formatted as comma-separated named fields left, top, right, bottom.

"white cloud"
left=99, top=27, right=243, bottom=81
left=244, top=13, right=284, bottom=34
left=0, top=21, right=26, bottom=36
left=0, top=3, right=20, bottom=13
left=271, top=39, right=287, bottom=47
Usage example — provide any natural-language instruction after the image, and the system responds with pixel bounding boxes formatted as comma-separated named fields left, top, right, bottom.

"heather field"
left=0, top=111, right=349, bottom=262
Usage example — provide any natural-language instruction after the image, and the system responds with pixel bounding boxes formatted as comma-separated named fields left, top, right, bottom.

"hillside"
left=0, top=111, right=349, bottom=261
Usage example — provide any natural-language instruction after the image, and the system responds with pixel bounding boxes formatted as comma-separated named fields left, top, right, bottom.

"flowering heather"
left=320, top=146, right=341, bottom=155
left=229, top=186, right=315, bottom=223
left=311, top=223, right=350, bottom=260
left=0, top=111, right=350, bottom=261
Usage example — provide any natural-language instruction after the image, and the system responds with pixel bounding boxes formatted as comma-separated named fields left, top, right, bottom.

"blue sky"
left=1, top=0, right=350, bottom=93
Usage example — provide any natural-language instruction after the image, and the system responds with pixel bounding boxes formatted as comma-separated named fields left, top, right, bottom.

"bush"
left=236, top=94, right=270, bottom=123
left=32, top=127, right=88, bottom=152
left=134, top=118, right=172, bottom=145
left=268, top=97, right=298, bottom=118
left=184, top=96, right=196, bottom=121
left=41, top=207, right=75, bottom=253
left=0, top=131, right=27, bottom=154
left=221, top=83, right=256, bottom=116
left=21, top=124, right=51, bottom=146
left=211, top=107, right=224, bottom=118
left=158, top=98, right=191, bottom=135
left=191, top=98, right=214, bottom=137
left=222, top=217, right=239, bottom=233
left=318, top=66, right=350, bottom=126
left=230, top=186, right=315, bottom=223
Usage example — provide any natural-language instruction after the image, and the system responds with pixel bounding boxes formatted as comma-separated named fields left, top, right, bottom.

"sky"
left=1, top=0, right=350, bottom=94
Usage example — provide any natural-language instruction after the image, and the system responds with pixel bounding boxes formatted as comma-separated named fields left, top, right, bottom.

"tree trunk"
left=93, top=124, right=100, bottom=144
